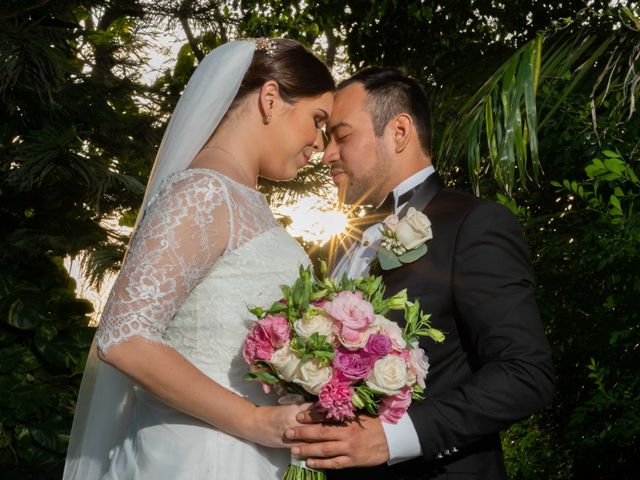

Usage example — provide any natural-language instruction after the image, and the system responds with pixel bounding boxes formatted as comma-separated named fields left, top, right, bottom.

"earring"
left=263, top=115, right=272, bottom=124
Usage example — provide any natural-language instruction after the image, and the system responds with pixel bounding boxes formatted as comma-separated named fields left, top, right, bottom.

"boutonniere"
left=377, top=207, right=433, bottom=270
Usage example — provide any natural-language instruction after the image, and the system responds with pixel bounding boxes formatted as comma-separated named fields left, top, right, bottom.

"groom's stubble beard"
left=343, top=140, right=393, bottom=206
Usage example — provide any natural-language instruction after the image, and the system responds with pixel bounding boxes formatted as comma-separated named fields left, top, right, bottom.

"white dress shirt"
left=331, top=166, right=435, bottom=465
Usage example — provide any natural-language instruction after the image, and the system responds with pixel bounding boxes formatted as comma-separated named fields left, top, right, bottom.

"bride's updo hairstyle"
left=229, top=38, right=335, bottom=111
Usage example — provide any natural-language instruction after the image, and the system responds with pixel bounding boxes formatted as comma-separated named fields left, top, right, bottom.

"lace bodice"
left=95, top=169, right=309, bottom=380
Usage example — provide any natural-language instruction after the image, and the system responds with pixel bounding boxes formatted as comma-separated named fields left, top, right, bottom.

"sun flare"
left=276, top=195, right=348, bottom=244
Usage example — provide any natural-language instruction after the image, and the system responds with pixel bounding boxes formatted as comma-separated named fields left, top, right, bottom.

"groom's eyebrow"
left=328, top=122, right=351, bottom=137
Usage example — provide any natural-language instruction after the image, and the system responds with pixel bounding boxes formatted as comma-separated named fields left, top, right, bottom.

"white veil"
left=63, top=40, right=256, bottom=480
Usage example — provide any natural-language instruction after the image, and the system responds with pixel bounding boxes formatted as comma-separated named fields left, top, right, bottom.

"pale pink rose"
left=390, top=349, right=410, bottom=361
left=407, top=343, right=430, bottom=389
left=325, top=291, right=375, bottom=343
left=374, top=316, right=406, bottom=351
left=318, top=377, right=355, bottom=421
left=337, top=326, right=374, bottom=350
left=379, top=387, right=412, bottom=424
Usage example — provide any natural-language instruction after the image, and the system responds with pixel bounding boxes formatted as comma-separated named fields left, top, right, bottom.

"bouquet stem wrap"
left=282, top=456, right=325, bottom=480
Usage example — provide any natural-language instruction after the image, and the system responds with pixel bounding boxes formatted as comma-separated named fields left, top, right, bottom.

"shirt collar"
left=392, top=166, right=435, bottom=211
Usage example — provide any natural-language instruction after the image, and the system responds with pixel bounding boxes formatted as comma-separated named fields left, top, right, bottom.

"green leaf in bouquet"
left=244, top=371, right=280, bottom=384
left=290, top=336, right=306, bottom=356
left=309, top=288, right=328, bottom=301
left=412, top=384, right=425, bottom=400
left=398, top=243, right=428, bottom=263
left=359, top=275, right=383, bottom=298
left=248, top=306, right=264, bottom=318
left=319, top=259, right=328, bottom=278
left=292, top=281, right=304, bottom=307
left=387, top=289, right=408, bottom=310
left=403, top=302, right=421, bottom=334
left=266, top=302, right=288, bottom=315
left=425, top=327, right=446, bottom=343
left=312, top=350, right=335, bottom=365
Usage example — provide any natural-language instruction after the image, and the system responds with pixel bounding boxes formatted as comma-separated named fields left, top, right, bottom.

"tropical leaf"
left=436, top=6, right=640, bottom=195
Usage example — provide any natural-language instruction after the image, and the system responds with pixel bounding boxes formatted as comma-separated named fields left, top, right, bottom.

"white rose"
left=374, top=315, right=406, bottom=351
left=395, top=207, right=432, bottom=250
left=366, top=354, right=409, bottom=395
left=292, top=359, right=333, bottom=395
left=270, top=343, right=301, bottom=382
left=294, top=311, right=334, bottom=341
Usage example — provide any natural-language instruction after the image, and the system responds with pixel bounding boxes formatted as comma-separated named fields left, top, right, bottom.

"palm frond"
left=436, top=6, right=640, bottom=195
left=80, top=241, right=125, bottom=290
left=259, top=161, right=332, bottom=205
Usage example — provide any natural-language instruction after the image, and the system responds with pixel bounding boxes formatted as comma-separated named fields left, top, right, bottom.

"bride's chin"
left=261, top=171, right=299, bottom=182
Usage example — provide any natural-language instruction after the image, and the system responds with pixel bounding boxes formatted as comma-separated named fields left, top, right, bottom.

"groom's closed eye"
left=328, top=122, right=351, bottom=143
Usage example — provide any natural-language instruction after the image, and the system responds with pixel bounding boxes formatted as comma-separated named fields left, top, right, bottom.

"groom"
left=285, top=68, right=554, bottom=479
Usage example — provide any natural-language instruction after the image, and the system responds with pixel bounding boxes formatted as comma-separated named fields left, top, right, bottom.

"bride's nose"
left=312, top=129, right=324, bottom=152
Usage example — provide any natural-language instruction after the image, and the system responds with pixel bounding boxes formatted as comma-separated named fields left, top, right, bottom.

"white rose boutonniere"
left=377, top=207, right=432, bottom=270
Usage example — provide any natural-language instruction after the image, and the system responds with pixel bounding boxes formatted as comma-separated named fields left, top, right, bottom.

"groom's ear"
left=258, top=80, right=281, bottom=118
left=391, top=113, right=413, bottom=153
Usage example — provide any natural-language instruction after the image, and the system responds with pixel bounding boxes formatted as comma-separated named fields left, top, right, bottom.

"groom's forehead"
left=329, top=84, right=370, bottom=125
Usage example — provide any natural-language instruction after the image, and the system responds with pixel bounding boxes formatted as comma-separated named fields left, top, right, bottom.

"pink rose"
left=325, top=291, right=375, bottom=343
left=379, top=387, right=412, bottom=424
left=318, top=377, right=355, bottom=421
left=259, top=315, right=290, bottom=349
left=242, top=331, right=274, bottom=365
left=333, top=348, right=373, bottom=382
left=242, top=315, right=290, bottom=364
left=363, top=334, right=391, bottom=359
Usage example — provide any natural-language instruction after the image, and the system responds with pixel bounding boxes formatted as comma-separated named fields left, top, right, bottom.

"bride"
left=63, top=38, right=334, bottom=479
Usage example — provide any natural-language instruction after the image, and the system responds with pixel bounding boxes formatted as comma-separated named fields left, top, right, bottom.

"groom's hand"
left=285, top=413, right=390, bottom=469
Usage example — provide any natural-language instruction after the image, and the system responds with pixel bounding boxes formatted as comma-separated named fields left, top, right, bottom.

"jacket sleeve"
left=408, top=201, right=554, bottom=459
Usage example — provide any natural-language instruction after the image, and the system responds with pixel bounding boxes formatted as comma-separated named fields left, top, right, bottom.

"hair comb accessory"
left=252, top=37, right=277, bottom=57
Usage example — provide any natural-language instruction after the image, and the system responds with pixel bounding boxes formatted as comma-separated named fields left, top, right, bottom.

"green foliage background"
left=1, top=0, right=638, bottom=478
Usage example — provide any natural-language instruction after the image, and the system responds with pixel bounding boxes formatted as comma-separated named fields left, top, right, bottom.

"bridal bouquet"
left=243, top=262, right=444, bottom=480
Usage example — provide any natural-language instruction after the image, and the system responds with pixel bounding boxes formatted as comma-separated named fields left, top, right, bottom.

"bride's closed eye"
left=314, top=116, right=327, bottom=129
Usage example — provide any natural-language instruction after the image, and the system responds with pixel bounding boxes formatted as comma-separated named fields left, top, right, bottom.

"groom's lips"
left=330, top=170, right=346, bottom=183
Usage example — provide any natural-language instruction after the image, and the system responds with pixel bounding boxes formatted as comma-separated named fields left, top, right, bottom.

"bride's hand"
left=249, top=402, right=317, bottom=448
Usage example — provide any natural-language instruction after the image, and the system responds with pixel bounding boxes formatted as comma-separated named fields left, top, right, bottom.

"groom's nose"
left=322, top=138, right=339, bottom=166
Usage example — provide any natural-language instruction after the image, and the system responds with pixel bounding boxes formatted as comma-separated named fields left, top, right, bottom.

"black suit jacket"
left=329, top=174, right=554, bottom=480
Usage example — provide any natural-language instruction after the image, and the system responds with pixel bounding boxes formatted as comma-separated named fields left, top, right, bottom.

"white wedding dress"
left=93, top=168, right=309, bottom=479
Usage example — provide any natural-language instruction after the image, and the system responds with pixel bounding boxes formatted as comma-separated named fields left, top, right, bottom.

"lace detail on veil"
left=95, top=169, right=279, bottom=354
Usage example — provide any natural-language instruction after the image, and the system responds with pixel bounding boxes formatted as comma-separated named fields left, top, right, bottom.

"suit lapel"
left=379, top=173, right=445, bottom=281
left=398, top=171, right=445, bottom=218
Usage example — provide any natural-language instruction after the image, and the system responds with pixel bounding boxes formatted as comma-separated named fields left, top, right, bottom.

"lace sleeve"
left=95, top=171, right=231, bottom=355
